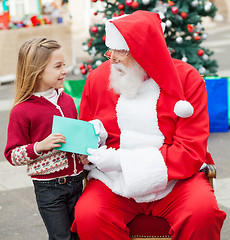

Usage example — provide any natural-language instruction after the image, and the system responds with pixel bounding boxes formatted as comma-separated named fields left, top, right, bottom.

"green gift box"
left=64, top=79, right=86, bottom=112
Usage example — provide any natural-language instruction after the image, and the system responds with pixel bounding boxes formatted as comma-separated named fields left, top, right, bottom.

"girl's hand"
left=36, top=133, right=66, bottom=153
left=77, top=154, right=89, bottom=165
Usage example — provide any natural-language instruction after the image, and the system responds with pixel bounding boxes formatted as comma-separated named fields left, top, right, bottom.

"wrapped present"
left=204, top=76, right=229, bottom=132
left=64, top=79, right=86, bottom=112
left=228, top=77, right=230, bottom=126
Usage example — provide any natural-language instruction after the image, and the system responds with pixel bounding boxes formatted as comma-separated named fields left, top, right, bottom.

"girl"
left=4, top=37, right=83, bottom=240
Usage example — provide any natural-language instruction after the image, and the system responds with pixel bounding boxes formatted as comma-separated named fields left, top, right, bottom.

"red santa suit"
left=72, top=11, right=226, bottom=240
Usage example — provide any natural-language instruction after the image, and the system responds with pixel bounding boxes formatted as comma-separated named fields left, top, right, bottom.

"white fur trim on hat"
left=105, top=15, right=129, bottom=51
left=105, top=15, right=166, bottom=51
left=161, top=22, right=166, bottom=33
left=174, top=100, right=194, bottom=118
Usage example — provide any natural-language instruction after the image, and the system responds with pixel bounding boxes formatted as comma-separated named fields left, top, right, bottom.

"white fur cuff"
left=118, top=147, right=168, bottom=198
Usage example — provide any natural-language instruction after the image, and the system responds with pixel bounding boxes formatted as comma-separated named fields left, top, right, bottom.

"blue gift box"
left=204, top=77, right=229, bottom=132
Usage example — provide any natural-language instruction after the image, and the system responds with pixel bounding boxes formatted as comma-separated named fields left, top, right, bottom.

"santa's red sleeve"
left=159, top=65, right=213, bottom=181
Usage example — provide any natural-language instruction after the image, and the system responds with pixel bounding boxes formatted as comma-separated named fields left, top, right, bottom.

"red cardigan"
left=4, top=91, right=83, bottom=180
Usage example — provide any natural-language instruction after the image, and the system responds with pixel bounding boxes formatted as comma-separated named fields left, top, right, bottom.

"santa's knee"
left=190, top=200, right=219, bottom=227
left=74, top=198, right=105, bottom=235
left=180, top=194, right=225, bottom=232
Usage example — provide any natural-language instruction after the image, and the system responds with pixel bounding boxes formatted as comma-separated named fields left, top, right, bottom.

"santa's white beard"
left=109, top=61, right=147, bottom=99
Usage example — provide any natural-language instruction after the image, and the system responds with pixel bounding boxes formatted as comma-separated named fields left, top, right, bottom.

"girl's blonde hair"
left=13, top=37, right=61, bottom=109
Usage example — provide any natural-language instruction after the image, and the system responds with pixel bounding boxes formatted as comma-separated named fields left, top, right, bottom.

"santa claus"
left=71, top=11, right=226, bottom=240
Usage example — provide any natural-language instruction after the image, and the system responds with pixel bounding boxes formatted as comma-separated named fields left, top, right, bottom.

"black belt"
left=33, top=172, right=84, bottom=185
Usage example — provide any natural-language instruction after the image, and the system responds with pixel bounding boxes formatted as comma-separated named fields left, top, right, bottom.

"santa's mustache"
left=111, top=63, right=126, bottom=75
left=109, top=61, right=147, bottom=99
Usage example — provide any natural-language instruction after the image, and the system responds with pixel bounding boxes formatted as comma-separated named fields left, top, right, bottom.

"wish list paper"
left=52, top=115, right=98, bottom=155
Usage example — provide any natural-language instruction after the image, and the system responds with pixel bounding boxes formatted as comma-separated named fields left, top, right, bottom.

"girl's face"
left=37, top=48, right=66, bottom=92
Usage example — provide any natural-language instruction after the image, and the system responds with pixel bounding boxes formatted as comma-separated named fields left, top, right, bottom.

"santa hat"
left=105, top=11, right=194, bottom=118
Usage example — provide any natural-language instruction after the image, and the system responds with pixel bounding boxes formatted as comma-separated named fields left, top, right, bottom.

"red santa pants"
left=72, top=172, right=226, bottom=240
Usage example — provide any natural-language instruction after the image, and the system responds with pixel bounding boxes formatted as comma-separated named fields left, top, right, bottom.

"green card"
left=52, top=115, right=98, bottom=155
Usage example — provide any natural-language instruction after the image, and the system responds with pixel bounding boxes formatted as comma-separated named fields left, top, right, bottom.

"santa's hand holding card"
left=87, top=146, right=121, bottom=172
left=89, top=119, right=108, bottom=146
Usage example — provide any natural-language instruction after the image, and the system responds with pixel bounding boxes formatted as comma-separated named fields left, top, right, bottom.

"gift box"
left=204, top=76, right=229, bottom=132
left=64, top=79, right=86, bottom=112
left=228, top=77, right=230, bottom=126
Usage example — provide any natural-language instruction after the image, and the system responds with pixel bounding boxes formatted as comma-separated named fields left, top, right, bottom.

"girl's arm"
left=4, top=116, right=65, bottom=166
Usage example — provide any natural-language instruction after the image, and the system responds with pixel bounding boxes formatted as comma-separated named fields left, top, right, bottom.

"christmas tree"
left=79, top=0, right=217, bottom=76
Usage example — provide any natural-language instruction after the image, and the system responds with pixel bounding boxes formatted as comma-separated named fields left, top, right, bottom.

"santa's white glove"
left=87, top=146, right=121, bottom=172
left=89, top=119, right=108, bottom=146
left=83, top=163, right=96, bottom=171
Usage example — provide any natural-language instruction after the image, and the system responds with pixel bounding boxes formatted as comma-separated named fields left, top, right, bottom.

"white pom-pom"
left=174, top=100, right=194, bottom=118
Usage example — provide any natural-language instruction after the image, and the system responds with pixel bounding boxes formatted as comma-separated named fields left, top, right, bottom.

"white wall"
left=9, top=0, right=39, bottom=18
left=68, top=0, right=93, bottom=65
left=68, top=0, right=91, bottom=34
left=23, top=0, right=39, bottom=15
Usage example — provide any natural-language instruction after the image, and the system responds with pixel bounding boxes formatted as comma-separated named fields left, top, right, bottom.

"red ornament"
left=81, top=68, right=87, bottom=75
left=187, top=24, right=194, bottom=33
left=120, top=10, right=125, bottom=16
left=94, top=11, right=98, bottom=16
left=168, top=1, right=174, bottom=6
left=88, top=38, right=93, bottom=47
left=87, top=64, right=92, bottom=69
left=171, top=6, right=179, bottom=14
left=102, top=35, right=106, bottom=42
left=194, top=35, right=201, bottom=41
left=131, top=1, right=139, bottom=9
left=197, top=49, right=204, bottom=56
left=92, top=0, right=97, bottom=2
left=180, top=12, right=188, bottom=19
left=125, top=0, right=133, bottom=7
left=79, top=64, right=85, bottom=69
left=118, top=4, right=124, bottom=10
left=91, top=26, right=98, bottom=33
left=105, top=50, right=112, bottom=58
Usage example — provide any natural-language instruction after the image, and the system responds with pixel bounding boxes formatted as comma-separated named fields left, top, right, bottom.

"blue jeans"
left=33, top=173, right=83, bottom=240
